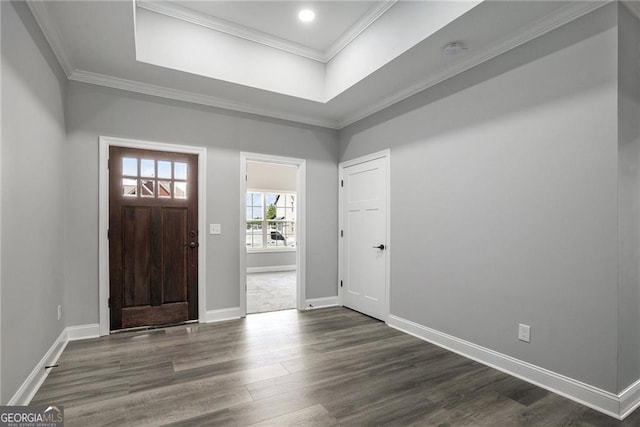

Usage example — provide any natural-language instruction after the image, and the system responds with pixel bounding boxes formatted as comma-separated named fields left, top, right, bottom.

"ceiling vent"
left=442, top=42, right=467, bottom=55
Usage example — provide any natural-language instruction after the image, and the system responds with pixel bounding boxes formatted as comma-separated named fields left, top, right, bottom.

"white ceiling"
left=173, top=1, right=384, bottom=53
left=26, top=1, right=608, bottom=129
left=137, top=0, right=396, bottom=62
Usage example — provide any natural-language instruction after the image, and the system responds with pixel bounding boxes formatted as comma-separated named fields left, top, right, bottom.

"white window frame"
left=246, top=188, right=297, bottom=253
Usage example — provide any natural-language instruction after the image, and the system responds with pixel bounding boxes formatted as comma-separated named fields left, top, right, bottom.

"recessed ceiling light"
left=298, top=9, right=315, bottom=23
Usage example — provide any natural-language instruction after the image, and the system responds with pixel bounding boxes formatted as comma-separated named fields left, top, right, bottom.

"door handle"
left=187, top=241, right=199, bottom=249
left=373, top=244, right=385, bottom=250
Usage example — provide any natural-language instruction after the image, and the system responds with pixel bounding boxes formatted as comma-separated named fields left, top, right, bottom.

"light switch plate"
left=210, top=224, right=221, bottom=235
left=518, top=323, right=530, bottom=343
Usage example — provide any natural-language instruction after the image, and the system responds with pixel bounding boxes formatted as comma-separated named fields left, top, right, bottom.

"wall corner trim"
left=305, top=297, right=339, bottom=309
left=388, top=314, right=637, bottom=421
left=204, top=307, right=242, bottom=323
left=7, top=323, right=99, bottom=405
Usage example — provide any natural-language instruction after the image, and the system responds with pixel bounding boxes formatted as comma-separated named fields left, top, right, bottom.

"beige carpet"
left=247, top=271, right=297, bottom=314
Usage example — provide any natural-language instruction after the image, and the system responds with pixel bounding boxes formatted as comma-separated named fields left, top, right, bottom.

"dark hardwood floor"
left=32, top=307, right=640, bottom=426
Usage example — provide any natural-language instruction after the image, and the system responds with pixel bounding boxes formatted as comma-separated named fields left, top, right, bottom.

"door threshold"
left=110, top=319, right=198, bottom=334
left=342, top=307, right=385, bottom=322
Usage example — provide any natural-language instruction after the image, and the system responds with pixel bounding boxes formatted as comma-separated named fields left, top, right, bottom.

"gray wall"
left=247, top=251, right=296, bottom=270
left=2, top=0, right=637, bottom=405
left=64, top=81, right=338, bottom=323
left=1, top=1, right=68, bottom=403
left=339, top=5, right=621, bottom=392
left=617, top=2, right=640, bottom=392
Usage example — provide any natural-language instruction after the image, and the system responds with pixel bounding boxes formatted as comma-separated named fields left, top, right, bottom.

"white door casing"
left=339, top=150, right=390, bottom=321
left=239, top=152, right=306, bottom=316
left=98, top=136, right=207, bottom=336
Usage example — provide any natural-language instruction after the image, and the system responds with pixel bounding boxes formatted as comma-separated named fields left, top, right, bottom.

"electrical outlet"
left=57, top=305, right=62, bottom=321
left=210, top=224, right=221, bottom=235
left=518, top=323, right=530, bottom=343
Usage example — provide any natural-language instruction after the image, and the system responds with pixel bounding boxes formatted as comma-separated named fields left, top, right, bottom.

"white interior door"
left=340, top=151, right=389, bottom=321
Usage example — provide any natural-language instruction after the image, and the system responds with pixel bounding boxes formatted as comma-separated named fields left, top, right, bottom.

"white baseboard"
left=204, top=307, right=242, bottom=323
left=8, top=328, right=67, bottom=405
left=8, top=323, right=98, bottom=405
left=8, top=314, right=639, bottom=421
left=66, top=323, right=100, bottom=341
left=247, top=265, right=296, bottom=274
left=620, top=378, right=640, bottom=419
left=305, top=296, right=339, bottom=309
left=388, top=314, right=640, bottom=420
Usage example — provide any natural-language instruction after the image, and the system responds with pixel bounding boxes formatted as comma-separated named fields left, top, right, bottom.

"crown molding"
left=338, top=0, right=611, bottom=128
left=324, top=1, right=397, bottom=61
left=25, top=0, right=612, bottom=131
left=26, top=0, right=74, bottom=78
left=136, top=0, right=395, bottom=64
left=136, top=0, right=326, bottom=62
left=69, top=69, right=339, bottom=129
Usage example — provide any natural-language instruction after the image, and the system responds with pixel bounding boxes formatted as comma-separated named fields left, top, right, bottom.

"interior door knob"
left=188, top=241, right=199, bottom=249
left=373, top=244, right=385, bottom=250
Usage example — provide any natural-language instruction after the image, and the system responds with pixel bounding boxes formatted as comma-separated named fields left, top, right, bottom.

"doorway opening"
left=240, top=153, right=306, bottom=316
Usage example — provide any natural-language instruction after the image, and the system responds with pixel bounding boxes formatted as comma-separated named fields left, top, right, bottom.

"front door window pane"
left=174, top=162, right=187, bottom=180
left=158, top=181, right=171, bottom=198
left=122, top=157, right=137, bottom=176
left=141, top=159, right=155, bottom=177
left=174, top=182, right=187, bottom=199
left=141, top=180, right=155, bottom=197
left=157, top=161, right=172, bottom=179
left=119, top=155, right=190, bottom=200
left=123, top=178, right=137, bottom=196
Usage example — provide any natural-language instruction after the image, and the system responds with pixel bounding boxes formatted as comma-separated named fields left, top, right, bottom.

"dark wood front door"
left=109, top=146, right=198, bottom=330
